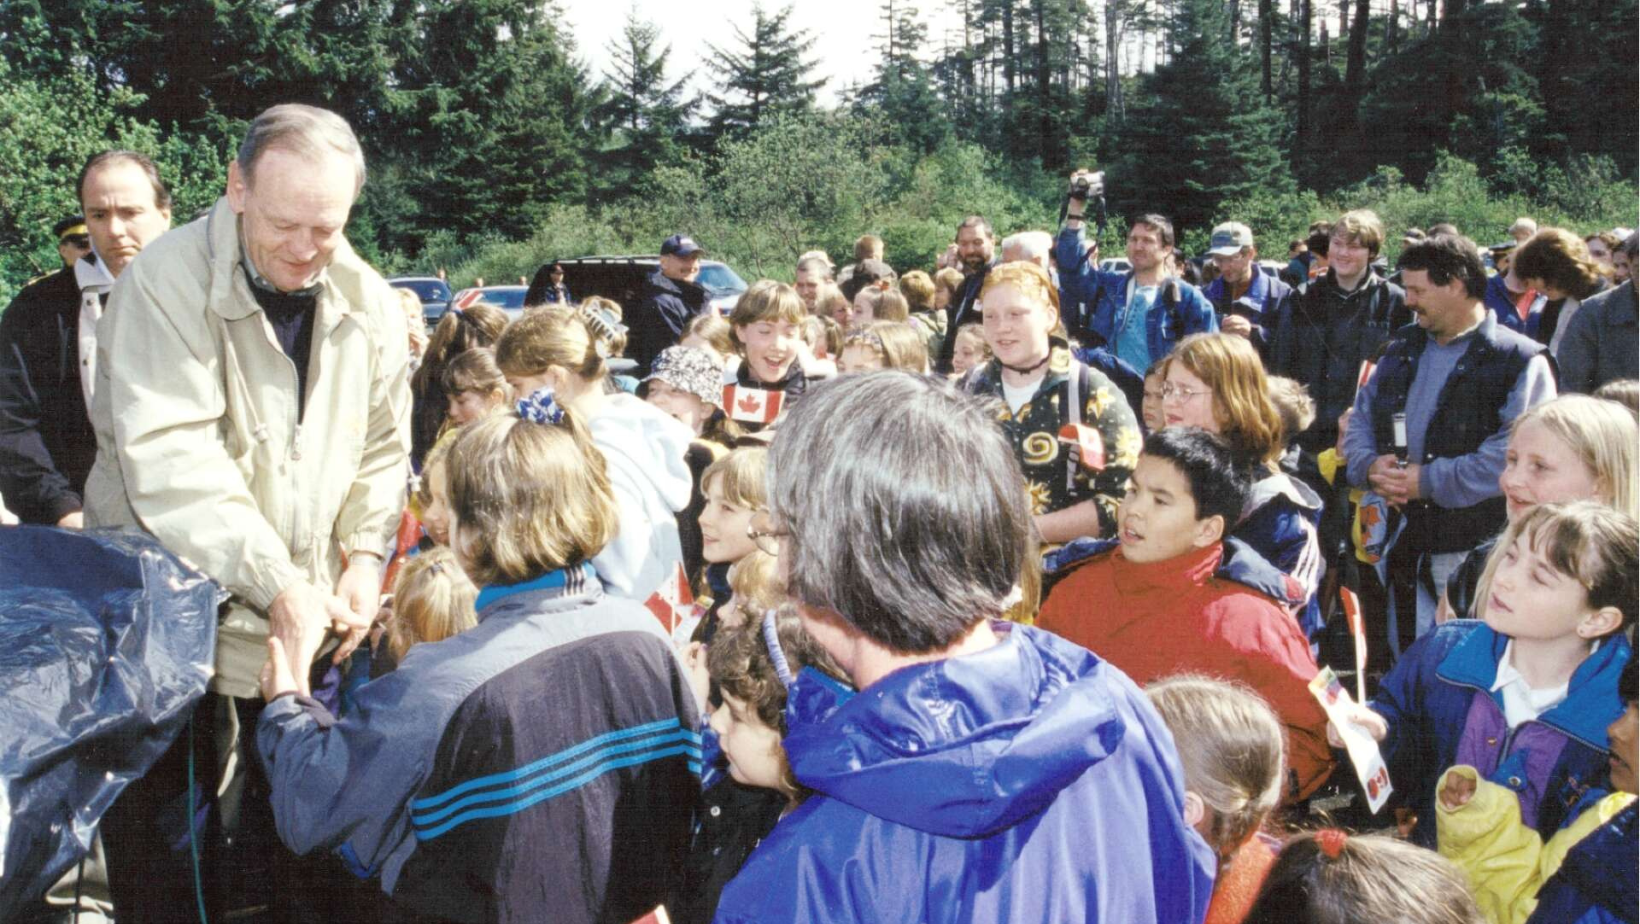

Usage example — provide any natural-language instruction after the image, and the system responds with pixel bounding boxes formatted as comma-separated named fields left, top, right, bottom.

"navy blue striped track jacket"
left=256, top=565, right=701, bottom=923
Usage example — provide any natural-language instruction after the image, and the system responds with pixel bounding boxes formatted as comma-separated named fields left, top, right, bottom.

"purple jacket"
left=1371, top=620, right=1631, bottom=847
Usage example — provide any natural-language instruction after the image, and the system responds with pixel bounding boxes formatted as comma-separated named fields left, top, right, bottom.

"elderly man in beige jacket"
left=84, top=104, right=410, bottom=921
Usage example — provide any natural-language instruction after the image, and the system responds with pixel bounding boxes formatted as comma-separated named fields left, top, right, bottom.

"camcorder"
left=1068, top=171, right=1105, bottom=201
left=1060, top=169, right=1109, bottom=232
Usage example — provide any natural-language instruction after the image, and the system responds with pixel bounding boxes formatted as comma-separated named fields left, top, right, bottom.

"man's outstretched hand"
left=332, top=553, right=382, bottom=663
left=268, top=580, right=367, bottom=696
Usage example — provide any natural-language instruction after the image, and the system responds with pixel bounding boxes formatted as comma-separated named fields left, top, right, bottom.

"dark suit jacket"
left=0, top=265, right=96, bottom=523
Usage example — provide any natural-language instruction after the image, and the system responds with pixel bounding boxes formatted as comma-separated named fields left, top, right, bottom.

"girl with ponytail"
left=494, top=306, right=694, bottom=604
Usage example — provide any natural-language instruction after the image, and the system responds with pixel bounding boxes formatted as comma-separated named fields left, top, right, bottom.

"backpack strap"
left=1063, top=359, right=1090, bottom=492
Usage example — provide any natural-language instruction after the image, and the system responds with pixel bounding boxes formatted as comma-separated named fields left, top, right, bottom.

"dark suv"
left=526, top=257, right=748, bottom=316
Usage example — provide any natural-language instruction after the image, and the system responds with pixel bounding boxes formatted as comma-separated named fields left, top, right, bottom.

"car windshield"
left=473, top=287, right=527, bottom=309
left=697, top=263, right=746, bottom=293
left=392, top=279, right=451, bottom=302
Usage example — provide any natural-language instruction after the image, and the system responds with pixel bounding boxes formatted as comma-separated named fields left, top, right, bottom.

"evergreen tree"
left=857, top=0, right=951, bottom=152
left=931, top=0, right=997, bottom=145
left=1013, top=0, right=1083, bottom=168
left=594, top=10, right=693, bottom=195
left=376, top=0, right=597, bottom=243
left=704, top=3, right=826, bottom=141
left=1106, top=0, right=1292, bottom=235
left=1356, top=1, right=1543, bottom=186
left=1531, top=0, right=1637, bottom=175
left=0, top=0, right=400, bottom=129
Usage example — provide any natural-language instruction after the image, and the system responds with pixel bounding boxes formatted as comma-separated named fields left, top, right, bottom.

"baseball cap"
left=1208, top=222, right=1254, bottom=256
left=661, top=234, right=706, bottom=258
left=642, top=345, right=723, bottom=408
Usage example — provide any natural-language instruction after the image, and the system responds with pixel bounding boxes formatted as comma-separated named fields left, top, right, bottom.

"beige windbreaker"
left=84, top=198, right=411, bottom=698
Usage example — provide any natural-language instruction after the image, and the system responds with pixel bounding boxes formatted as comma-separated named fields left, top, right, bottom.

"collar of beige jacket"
left=203, top=196, right=360, bottom=326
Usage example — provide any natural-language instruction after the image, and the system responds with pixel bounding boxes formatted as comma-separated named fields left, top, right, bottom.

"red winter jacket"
left=1038, top=542, right=1335, bottom=801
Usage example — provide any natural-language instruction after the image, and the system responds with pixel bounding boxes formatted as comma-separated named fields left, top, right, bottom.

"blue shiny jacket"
left=1371, top=620, right=1631, bottom=848
left=712, top=623, right=1216, bottom=924
left=1054, top=226, right=1217, bottom=361
left=1234, top=472, right=1325, bottom=641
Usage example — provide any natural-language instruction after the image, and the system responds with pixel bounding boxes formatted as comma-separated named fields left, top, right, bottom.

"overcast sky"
left=559, top=0, right=966, bottom=106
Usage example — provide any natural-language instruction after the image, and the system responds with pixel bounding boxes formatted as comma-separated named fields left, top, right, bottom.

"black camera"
left=1068, top=171, right=1105, bottom=201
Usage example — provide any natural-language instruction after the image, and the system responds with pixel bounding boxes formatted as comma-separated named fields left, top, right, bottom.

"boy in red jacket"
left=1039, top=427, right=1335, bottom=801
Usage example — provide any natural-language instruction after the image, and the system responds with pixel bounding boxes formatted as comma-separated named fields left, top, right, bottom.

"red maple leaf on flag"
left=724, top=385, right=781, bottom=424
left=642, top=562, right=694, bottom=634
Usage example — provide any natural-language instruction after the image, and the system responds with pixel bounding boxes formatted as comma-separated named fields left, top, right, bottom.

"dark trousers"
left=99, top=694, right=392, bottom=924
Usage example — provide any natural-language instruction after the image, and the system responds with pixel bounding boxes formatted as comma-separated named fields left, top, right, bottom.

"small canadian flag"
left=1058, top=423, right=1107, bottom=471
left=643, top=562, right=695, bottom=635
left=1341, top=585, right=1368, bottom=702
left=723, top=384, right=784, bottom=425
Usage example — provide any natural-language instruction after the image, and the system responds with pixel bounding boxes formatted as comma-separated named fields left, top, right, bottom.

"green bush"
left=1219, top=152, right=1636, bottom=266
left=437, top=112, right=1067, bottom=290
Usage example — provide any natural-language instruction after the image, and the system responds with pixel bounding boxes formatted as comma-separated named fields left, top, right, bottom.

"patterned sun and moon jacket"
left=966, top=341, right=1142, bottom=546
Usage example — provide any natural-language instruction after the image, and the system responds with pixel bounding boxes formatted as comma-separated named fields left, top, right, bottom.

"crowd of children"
left=230, top=215, right=1639, bottom=924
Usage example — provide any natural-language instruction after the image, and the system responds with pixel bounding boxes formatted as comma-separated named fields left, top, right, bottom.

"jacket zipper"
left=1441, top=676, right=1609, bottom=773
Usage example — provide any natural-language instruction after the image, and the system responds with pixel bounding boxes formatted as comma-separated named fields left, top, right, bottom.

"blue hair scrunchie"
left=516, top=387, right=565, bottom=426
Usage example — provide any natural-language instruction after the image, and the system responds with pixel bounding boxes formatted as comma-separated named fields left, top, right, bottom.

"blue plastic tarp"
left=0, top=526, right=218, bottom=918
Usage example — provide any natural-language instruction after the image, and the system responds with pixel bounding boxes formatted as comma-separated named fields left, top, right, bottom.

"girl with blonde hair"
left=692, top=447, right=769, bottom=644
left=681, top=311, right=735, bottom=365
left=1147, top=675, right=1287, bottom=924
left=1163, top=332, right=1325, bottom=638
left=1334, top=502, right=1635, bottom=855
left=947, top=322, right=991, bottom=379
left=384, top=546, right=477, bottom=662
left=1441, top=393, right=1639, bottom=619
left=932, top=267, right=966, bottom=311
left=838, top=321, right=928, bottom=374
left=873, top=289, right=911, bottom=323
left=816, top=282, right=853, bottom=329
left=494, top=308, right=693, bottom=603
left=795, top=316, right=839, bottom=377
